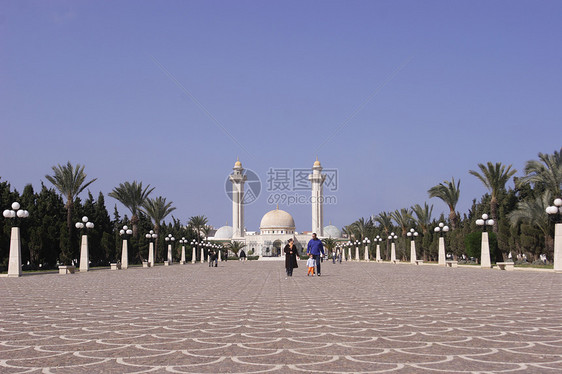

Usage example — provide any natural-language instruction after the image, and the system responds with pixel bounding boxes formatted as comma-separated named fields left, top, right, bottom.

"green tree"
left=469, top=162, right=517, bottom=233
left=508, top=191, right=553, bottom=258
left=349, top=217, right=373, bottom=242
left=322, top=237, right=337, bottom=256
left=108, top=181, right=154, bottom=238
left=188, top=215, right=209, bottom=244
left=428, top=177, right=461, bottom=229
left=412, top=203, right=433, bottom=260
left=45, top=162, right=97, bottom=265
left=518, top=148, right=562, bottom=196
left=142, top=196, right=176, bottom=261
left=227, top=240, right=246, bottom=257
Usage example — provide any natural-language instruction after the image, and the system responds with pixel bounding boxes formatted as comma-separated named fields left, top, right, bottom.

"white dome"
left=260, top=209, right=295, bottom=230
left=214, top=225, right=233, bottom=239
left=323, top=225, right=342, bottom=238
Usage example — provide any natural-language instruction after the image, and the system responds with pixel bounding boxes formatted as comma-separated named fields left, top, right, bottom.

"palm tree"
left=412, top=203, right=433, bottom=234
left=188, top=215, right=209, bottom=244
left=374, top=212, right=393, bottom=259
left=508, top=191, right=553, bottom=256
left=109, top=181, right=154, bottom=238
left=227, top=240, right=246, bottom=257
left=469, top=162, right=517, bottom=232
left=45, top=162, right=97, bottom=263
left=518, top=148, right=562, bottom=196
left=142, top=197, right=176, bottom=260
left=350, top=217, right=372, bottom=242
left=322, top=237, right=337, bottom=256
left=342, top=224, right=356, bottom=240
left=391, top=208, right=413, bottom=236
left=428, top=177, right=460, bottom=229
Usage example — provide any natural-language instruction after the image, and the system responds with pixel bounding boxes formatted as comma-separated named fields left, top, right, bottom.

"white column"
left=180, top=245, right=186, bottom=264
left=308, top=159, right=326, bottom=236
left=79, top=234, right=89, bottom=272
left=192, top=246, right=197, bottom=264
left=438, top=237, right=446, bottom=266
left=355, top=246, right=360, bottom=261
left=7, top=227, right=22, bottom=277
left=218, top=250, right=222, bottom=262
left=167, top=244, right=173, bottom=264
left=232, top=183, right=240, bottom=236
left=364, top=245, right=369, bottom=261
left=410, top=240, right=417, bottom=263
left=554, top=223, right=562, bottom=272
left=342, top=248, right=346, bottom=261
left=376, top=244, right=381, bottom=262
left=348, top=247, right=352, bottom=261
left=121, top=239, right=129, bottom=269
left=230, top=161, right=247, bottom=238
left=200, top=248, right=204, bottom=263
left=148, top=242, right=154, bottom=267
left=391, top=242, right=396, bottom=262
left=481, top=232, right=492, bottom=268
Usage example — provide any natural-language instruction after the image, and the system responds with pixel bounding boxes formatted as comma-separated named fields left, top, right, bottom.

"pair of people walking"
left=283, top=233, right=325, bottom=277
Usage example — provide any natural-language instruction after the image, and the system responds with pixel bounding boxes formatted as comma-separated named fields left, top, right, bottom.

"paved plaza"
left=1, top=260, right=561, bottom=373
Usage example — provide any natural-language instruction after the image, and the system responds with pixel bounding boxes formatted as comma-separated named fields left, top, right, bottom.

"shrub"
left=464, top=231, right=498, bottom=262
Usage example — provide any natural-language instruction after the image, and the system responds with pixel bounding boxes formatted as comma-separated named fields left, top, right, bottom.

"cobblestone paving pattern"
left=1, top=261, right=561, bottom=373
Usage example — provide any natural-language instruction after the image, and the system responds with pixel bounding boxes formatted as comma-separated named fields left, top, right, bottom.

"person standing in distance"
left=307, top=233, right=325, bottom=276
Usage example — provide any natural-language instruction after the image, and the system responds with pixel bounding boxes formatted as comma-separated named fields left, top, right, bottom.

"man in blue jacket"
left=307, top=233, right=325, bottom=276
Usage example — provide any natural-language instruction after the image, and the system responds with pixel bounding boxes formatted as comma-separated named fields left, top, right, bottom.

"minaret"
left=229, top=158, right=247, bottom=238
left=309, top=157, right=326, bottom=236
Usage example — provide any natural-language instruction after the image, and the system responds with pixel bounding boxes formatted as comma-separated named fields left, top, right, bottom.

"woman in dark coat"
left=284, top=239, right=298, bottom=277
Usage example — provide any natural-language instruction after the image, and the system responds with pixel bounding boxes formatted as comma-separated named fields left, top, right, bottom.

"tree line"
left=343, top=148, right=561, bottom=264
left=0, top=162, right=213, bottom=270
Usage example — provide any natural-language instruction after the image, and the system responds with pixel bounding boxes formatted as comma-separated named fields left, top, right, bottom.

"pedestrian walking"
left=306, top=233, right=325, bottom=276
left=283, top=238, right=298, bottom=277
left=239, top=249, right=246, bottom=261
left=307, top=254, right=316, bottom=276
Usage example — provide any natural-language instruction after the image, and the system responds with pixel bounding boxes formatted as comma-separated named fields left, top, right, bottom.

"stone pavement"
left=0, top=260, right=561, bottom=373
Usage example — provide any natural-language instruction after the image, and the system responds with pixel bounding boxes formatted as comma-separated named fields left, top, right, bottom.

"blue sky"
left=1, top=1, right=561, bottom=232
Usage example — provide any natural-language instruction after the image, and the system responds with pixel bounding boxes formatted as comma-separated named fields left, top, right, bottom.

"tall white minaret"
left=309, top=157, right=326, bottom=236
left=229, top=158, right=247, bottom=238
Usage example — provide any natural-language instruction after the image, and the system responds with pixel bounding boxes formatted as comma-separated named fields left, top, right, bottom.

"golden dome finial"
left=234, top=157, right=242, bottom=168
left=313, top=156, right=321, bottom=167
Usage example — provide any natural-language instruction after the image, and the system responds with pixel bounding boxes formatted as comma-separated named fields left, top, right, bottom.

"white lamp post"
left=191, top=240, right=197, bottom=264
left=375, top=235, right=382, bottom=262
left=200, top=240, right=206, bottom=263
left=347, top=241, right=352, bottom=261
left=76, top=216, right=95, bottom=272
left=3, top=202, right=29, bottom=277
left=434, top=222, right=449, bottom=266
left=118, top=225, right=132, bottom=269
left=476, top=214, right=494, bottom=268
left=145, top=230, right=157, bottom=267
left=354, top=240, right=360, bottom=261
left=363, top=238, right=371, bottom=261
left=389, top=232, right=398, bottom=263
left=164, top=234, right=175, bottom=265
left=217, top=244, right=223, bottom=261
left=179, top=237, right=187, bottom=264
left=546, top=198, right=562, bottom=272
left=407, top=228, right=419, bottom=263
